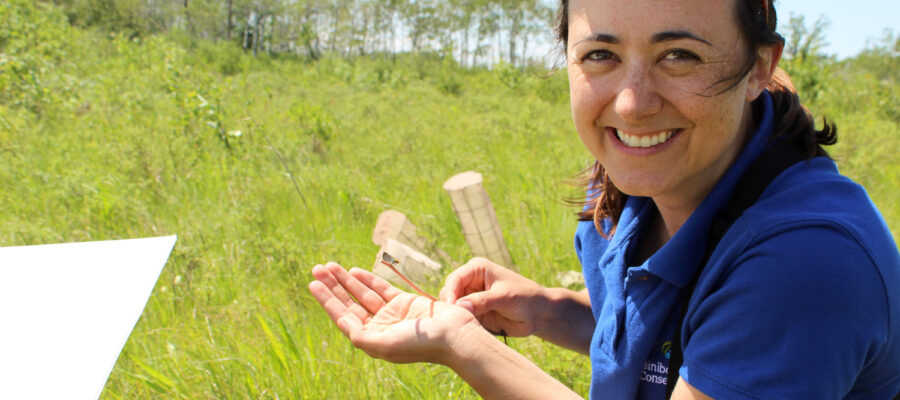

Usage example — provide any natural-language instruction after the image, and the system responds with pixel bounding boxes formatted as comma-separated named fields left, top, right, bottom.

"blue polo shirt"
left=575, top=92, right=900, bottom=399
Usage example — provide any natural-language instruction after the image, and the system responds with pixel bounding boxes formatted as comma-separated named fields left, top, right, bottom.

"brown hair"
left=561, top=0, right=838, bottom=237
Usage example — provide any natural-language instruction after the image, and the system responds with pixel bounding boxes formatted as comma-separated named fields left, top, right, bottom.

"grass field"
left=1, top=3, right=897, bottom=398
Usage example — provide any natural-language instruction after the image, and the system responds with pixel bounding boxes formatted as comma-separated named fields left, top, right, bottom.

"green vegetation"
left=1, top=1, right=897, bottom=398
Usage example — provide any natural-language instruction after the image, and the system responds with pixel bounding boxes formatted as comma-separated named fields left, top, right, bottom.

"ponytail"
left=766, top=68, right=837, bottom=159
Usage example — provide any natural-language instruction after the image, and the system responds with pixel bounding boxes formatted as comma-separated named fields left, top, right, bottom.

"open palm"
left=309, top=262, right=478, bottom=364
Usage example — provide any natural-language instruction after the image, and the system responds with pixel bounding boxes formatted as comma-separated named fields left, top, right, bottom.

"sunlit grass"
left=2, top=11, right=896, bottom=398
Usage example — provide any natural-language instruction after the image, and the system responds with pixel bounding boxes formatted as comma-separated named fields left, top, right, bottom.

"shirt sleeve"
left=680, top=223, right=893, bottom=400
left=574, top=221, right=585, bottom=266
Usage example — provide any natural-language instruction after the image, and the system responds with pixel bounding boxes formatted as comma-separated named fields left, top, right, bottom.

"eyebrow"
left=574, top=32, right=619, bottom=47
left=651, top=30, right=712, bottom=46
left=573, top=30, right=712, bottom=47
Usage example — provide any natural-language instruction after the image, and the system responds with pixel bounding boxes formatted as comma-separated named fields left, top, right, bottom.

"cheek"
left=689, top=85, right=745, bottom=126
left=690, top=94, right=747, bottom=153
left=713, top=93, right=747, bottom=134
left=568, top=72, right=609, bottom=125
left=568, top=72, right=588, bottom=109
left=568, top=77, right=594, bottom=130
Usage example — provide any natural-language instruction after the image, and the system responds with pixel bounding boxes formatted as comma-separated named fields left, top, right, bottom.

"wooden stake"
left=372, top=209, right=451, bottom=264
left=372, top=239, right=442, bottom=292
left=443, top=171, right=513, bottom=268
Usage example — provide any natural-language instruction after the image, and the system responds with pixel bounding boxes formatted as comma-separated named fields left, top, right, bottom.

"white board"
left=0, top=235, right=177, bottom=400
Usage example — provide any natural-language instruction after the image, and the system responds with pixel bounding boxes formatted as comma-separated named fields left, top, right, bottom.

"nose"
left=614, top=67, right=663, bottom=122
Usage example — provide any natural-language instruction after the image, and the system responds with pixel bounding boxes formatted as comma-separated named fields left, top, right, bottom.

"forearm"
left=444, top=323, right=584, bottom=400
left=534, top=288, right=595, bottom=355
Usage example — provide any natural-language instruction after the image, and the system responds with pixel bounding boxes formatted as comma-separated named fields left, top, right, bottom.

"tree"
left=783, top=14, right=830, bottom=62
left=49, top=0, right=557, bottom=66
left=781, top=14, right=833, bottom=101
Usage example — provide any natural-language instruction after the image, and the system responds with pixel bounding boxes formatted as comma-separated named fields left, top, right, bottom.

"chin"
left=603, top=167, right=667, bottom=197
left=609, top=179, right=665, bottom=199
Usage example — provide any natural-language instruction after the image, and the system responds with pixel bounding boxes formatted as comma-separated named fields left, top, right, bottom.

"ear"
left=745, top=42, right=784, bottom=102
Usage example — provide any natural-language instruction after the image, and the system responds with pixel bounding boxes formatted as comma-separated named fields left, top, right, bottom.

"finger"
left=479, top=311, right=506, bottom=335
left=348, top=267, right=404, bottom=301
left=309, top=280, right=361, bottom=331
left=336, top=313, right=364, bottom=339
left=325, top=262, right=388, bottom=315
left=456, top=290, right=506, bottom=316
left=311, top=264, right=371, bottom=322
left=481, top=310, right=531, bottom=337
left=312, top=264, right=355, bottom=304
left=439, top=260, right=486, bottom=303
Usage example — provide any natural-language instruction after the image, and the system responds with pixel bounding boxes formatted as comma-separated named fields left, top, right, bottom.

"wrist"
left=532, top=287, right=594, bottom=354
left=532, top=286, right=565, bottom=339
left=438, top=315, right=585, bottom=400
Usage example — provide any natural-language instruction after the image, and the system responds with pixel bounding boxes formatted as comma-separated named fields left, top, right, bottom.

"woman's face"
left=567, top=0, right=769, bottom=209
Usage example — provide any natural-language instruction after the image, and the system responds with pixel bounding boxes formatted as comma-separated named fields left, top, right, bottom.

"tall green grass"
left=1, top=2, right=896, bottom=398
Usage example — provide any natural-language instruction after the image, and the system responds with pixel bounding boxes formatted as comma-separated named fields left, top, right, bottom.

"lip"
left=607, top=127, right=683, bottom=155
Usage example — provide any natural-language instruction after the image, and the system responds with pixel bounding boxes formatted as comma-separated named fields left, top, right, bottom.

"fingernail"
left=456, top=300, right=474, bottom=313
left=337, top=317, right=348, bottom=331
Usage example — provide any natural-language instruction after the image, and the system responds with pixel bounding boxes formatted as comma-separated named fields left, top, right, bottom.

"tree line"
left=52, top=0, right=557, bottom=66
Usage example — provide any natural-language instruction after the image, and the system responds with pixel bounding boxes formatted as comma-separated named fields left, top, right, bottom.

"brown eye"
left=583, top=49, right=618, bottom=63
left=661, top=49, right=701, bottom=63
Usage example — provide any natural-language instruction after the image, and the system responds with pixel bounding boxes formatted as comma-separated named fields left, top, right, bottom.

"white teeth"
left=628, top=135, right=640, bottom=147
left=615, top=129, right=676, bottom=148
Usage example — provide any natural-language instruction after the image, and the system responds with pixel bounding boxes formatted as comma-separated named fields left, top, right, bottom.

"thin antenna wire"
left=244, top=109, right=308, bottom=209
left=379, top=252, right=437, bottom=301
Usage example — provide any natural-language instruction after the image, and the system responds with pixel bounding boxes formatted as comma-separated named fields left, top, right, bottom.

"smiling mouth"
left=614, top=129, right=679, bottom=148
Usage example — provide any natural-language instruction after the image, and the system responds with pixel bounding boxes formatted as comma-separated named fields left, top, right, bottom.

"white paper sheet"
left=0, top=235, right=177, bottom=400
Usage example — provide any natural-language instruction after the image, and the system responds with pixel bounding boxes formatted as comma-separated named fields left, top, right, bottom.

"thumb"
left=456, top=290, right=503, bottom=316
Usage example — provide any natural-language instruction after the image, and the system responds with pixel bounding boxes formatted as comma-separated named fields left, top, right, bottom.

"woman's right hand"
left=439, top=257, right=551, bottom=338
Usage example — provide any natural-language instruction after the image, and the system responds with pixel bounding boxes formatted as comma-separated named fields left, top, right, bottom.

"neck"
left=652, top=103, right=758, bottom=241
left=653, top=201, right=691, bottom=241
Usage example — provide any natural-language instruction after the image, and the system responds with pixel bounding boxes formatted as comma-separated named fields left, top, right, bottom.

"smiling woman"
left=566, top=0, right=766, bottom=236
left=309, top=0, right=900, bottom=399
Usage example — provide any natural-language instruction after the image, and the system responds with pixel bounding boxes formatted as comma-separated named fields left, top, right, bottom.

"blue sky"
left=773, top=0, right=897, bottom=58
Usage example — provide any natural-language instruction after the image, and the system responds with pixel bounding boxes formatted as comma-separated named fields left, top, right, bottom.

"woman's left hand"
left=308, top=262, right=480, bottom=365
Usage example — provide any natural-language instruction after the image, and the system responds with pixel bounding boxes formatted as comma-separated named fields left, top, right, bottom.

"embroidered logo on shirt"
left=640, top=360, right=668, bottom=385
left=640, top=341, right=673, bottom=386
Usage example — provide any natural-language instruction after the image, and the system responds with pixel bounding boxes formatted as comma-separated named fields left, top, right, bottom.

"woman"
left=309, top=0, right=900, bottom=398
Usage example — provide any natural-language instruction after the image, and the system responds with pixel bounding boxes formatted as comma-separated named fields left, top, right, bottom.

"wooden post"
left=372, top=209, right=451, bottom=265
left=372, top=210, right=429, bottom=255
left=443, top=171, right=513, bottom=268
left=372, top=239, right=442, bottom=290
